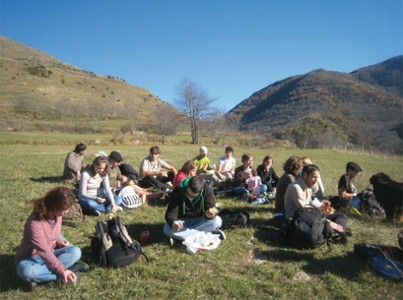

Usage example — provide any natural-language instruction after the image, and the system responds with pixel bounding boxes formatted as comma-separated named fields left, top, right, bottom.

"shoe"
left=92, top=210, right=101, bottom=217
left=116, top=206, right=123, bottom=212
left=22, top=281, right=37, bottom=292
left=213, top=229, right=226, bottom=241
left=69, top=261, right=90, bottom=273
left=169, top=237, right=175, bottom=246
left=164, top=188, right=173, bottom=193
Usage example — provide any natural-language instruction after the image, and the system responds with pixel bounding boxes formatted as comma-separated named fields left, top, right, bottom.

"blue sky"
left=1, top=1, right=402, bottom=112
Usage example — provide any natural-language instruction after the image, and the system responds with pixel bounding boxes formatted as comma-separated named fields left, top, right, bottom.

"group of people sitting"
left=15, top=143, right=363, bottom=291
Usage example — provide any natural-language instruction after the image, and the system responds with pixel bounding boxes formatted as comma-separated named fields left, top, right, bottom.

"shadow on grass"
left=125, top=222, right=168, bottom=245
left=261, top=249, right=366, bottom=280
left=0, top=254, right=23, bottom=292
left=29, top=176, right=66, bottom=183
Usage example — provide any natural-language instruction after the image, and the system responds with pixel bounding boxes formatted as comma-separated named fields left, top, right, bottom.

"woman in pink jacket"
left=15, top=187, right=87, bottom=291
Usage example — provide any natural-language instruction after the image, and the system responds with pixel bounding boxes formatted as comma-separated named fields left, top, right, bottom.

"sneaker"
left=92, top=210, right=101, bottom=217
left=169, top=237, right=182, bottom=247
left=69, top=261, right=90, bottom=273
left=213, top=229, right=226, bottom=241
left=22, top=281, right=37, bottom=292
left=164, top=188, right=173, bottom=193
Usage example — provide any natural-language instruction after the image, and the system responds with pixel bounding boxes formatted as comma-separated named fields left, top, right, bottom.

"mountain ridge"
left=226, top=57, right=403, bottom=153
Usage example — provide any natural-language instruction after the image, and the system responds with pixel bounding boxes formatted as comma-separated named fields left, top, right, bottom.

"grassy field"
left=0, top=140, right=402, bottom=300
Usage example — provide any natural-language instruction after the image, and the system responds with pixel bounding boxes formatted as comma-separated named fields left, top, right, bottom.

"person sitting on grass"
left=163, top=176, right=225, bottom=244
left=79, top=156, right=123, bottom=216
left=217, top=146, right=236, bottom=182
left=275, top=156, right=303, bottom=216
left=63, top=143, right=87, bottom=182
left=15, top=187, right=89, bottom=292
left=139, top=146, right=177, bottom=192
left=285, top=164, right=348, bottom=232
left=172, top=160, right=198, bottom=189
left=337, top=161, right=363, bottom=209
left=193, top=146, right=223, bottom=186
left=256, top=155, right=279, bottom=198
left=234, top=153, right=267, bottom=199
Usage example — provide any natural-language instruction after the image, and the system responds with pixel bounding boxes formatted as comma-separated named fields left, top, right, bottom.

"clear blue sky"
left=1, top=0, right=402, bottom=112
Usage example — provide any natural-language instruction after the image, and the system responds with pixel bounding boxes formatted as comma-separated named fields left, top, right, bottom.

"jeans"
left=79, top=188, right=122, bottom=213
left=15, top=245, right=81, bottom=283
left=163, top=216, right=222, bottom=241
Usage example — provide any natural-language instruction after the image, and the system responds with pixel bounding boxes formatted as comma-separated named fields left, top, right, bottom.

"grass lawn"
left=0, top=142, right=402, bottom=299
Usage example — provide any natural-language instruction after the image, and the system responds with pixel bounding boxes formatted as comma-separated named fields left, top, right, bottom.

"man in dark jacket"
left=163, top=176, right=224, bottom=242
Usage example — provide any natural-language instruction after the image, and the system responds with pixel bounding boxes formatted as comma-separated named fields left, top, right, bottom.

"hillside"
left=226, top=58, right=403, bottom=154
left=351, top=55, right=403, bottom=97
left=0, top=36, right=176, bottom=133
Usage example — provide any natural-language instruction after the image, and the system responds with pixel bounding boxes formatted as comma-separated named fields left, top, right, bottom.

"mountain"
left=226, top=57, right=403, bottom=154
left=0, top=36, right=176, bottom=133
left=351, top=55, right=403, bottom=97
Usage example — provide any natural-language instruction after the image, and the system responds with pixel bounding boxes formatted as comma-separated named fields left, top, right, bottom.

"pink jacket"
left=15, top=214, right=66, bottom=275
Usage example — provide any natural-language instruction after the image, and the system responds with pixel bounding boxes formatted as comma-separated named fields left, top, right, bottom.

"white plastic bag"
left=182, top=232, right=221, bottom=254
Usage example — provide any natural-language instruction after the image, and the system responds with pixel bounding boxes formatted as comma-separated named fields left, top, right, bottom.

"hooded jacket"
left=165, top=177, right=216, bottom=227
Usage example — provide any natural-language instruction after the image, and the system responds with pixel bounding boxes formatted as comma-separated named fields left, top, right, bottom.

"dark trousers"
left=139, top=173, right=174, bottom=191
left=326, top=212, right=348, bottom=228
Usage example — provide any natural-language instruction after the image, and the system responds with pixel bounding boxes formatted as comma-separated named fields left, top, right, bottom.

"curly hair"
left=283, top=156, right=303, bottom=175
left=32, top=187, right=76, bottom=220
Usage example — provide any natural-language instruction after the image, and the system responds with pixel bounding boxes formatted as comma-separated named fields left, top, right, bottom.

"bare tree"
left=175, top=77, right=215, bottom=144
left=206, top=107, right=227, bottom=145
left=153, top=104, right=181, bottom=144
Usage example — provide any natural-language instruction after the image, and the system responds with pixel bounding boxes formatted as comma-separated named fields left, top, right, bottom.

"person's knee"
left=17, top=264, right=40, bottom=282
left=211, top=215, right=222, bottom=229
left=70, top=246, right=82, bottom=261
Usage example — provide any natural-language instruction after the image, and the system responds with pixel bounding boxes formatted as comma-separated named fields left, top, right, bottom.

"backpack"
left=360, top=189, right=385, bottom=216
left=218, top=209, right=250, bottom=229
left=91, top=216, right=147, bottom=267
left=119, top=186, right=143, bottom=209
left=62, top=201, right=85, bottom=227
left=284, top=207, right=332, bottom=249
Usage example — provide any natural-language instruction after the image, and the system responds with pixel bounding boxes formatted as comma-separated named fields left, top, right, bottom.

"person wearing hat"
left=193, top=146, right=223, bottom=186
left=338, top=161, right=363, bottom=208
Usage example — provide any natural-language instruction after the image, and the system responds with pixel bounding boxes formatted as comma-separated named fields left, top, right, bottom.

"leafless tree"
left=175, top=77, right=215, bottom=144
left=206, top=107, right=227, bottom=145
left=153, top=104, right=181, bottom=144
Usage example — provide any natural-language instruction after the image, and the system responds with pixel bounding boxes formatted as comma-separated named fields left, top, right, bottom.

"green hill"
left=0, top=36, right=176, bottom=133
left=226, top=58, right=403, bottom=154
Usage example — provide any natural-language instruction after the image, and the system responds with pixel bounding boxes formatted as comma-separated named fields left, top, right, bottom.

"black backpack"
left=285, top=207, right=332, bottom=249
left=91, top=216, right=147, bottom=267
left=360, top=189, right=385, bottom=216
left=218, top=209, right=250, bottom=229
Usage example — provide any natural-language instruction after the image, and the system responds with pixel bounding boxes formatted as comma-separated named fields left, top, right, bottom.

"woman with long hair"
left=15, top=187, right=87, bottom=291
left=173, top=160, right=198, bottom=189
left=79, top=156, right=122, bottom=216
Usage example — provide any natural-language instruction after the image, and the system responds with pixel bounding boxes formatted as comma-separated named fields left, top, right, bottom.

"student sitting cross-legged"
left=163, top=176, right=224, bottom=244
left=15, top=187, right=89, bottom=292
